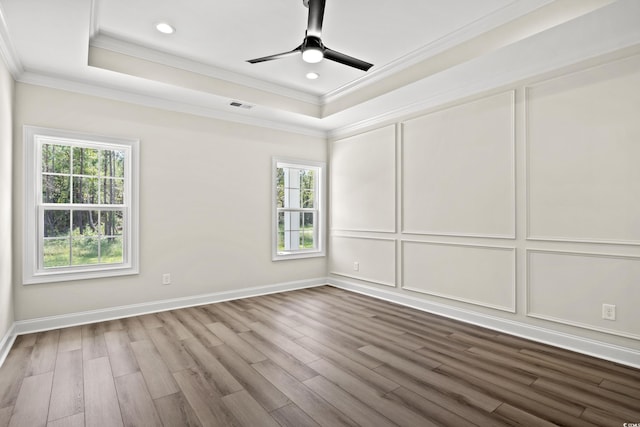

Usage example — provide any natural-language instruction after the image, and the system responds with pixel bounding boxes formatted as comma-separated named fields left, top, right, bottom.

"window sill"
left=23, top=265, right=139, bottom=285
left=272, top=250, right=325, bottom=262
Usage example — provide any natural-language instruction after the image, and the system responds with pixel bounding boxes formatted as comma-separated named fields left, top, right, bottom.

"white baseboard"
left=12, top=278, right=326, bottom=336
left=0, top=323, right=16, bottom=367
left=327, top=277, right=640, bottom=369
left=4, top=276, right=639, bottom=370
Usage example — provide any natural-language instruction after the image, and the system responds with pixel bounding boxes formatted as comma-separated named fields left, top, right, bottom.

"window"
left=273, top=158, right=325, bottom=260
left=23, top=126, right=139, bottom=284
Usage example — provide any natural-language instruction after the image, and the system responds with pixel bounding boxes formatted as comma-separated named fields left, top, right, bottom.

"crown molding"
left=90, top=32, right=321, bottom=106
left=329, top=6, right=640, bottom=140
left=0, top=2, right=23, bottom=78
left=17, top=70, right=328, bottom=139
left=321, top=0, right=554, bottom=105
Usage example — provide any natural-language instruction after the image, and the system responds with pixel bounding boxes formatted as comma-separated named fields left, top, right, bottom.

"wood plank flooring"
left=1, top=286, right=639, bottom=427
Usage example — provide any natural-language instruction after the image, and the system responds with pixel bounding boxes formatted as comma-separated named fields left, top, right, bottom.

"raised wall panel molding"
left=329, top=236, right=396, bottom=287
left=401, top=240, right=516, bottom=312
left=327, top=273, right=395, bottom=289
left=327, top=277, right=640, bottom=369
left=330, top=228, right=396, bottom=234
left=400, top=230, right=517, bottom=240
left=526, top=236, right=640, bottom=246
left=527, top=249, right=640, bottom=340
left=402, top=91, right=516, bottom=239
left=525, top=54, right=640, bottom=246
left=331, top=125, right=396, bottom=232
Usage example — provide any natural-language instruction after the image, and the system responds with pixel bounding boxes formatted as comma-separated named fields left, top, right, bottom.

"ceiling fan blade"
left=306, top=0, right=326, bottom=38
left=246, top=46, right=301, bottom=64
left=324, top=47, right=373, bottom=71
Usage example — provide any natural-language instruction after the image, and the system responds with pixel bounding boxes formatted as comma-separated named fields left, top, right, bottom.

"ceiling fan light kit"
left=301, top=36, right=324, bottom=63
left=247, top=0, right=373, bottom=71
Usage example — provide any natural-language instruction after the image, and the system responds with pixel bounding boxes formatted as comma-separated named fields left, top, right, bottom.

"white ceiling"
left=94, top=0, right=514, bottom=96
left=0, top=0, right=638, bottom=136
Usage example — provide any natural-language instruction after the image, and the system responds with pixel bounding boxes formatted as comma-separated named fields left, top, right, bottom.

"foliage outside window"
left=23, top=126, right=139, bottom=284
left=273, top=158, right=325, bottom=260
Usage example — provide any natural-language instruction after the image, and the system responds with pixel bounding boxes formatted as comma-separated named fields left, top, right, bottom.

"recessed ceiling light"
left=155, top=22, right=175, bottom=34
left=306, top=72, right=319, bottom=80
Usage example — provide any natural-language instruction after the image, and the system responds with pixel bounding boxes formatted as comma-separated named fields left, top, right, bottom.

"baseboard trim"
left=12, top=278, right=327, bottom=336
left=327, top=277, right=640, bottom=369
left=5, top=276, right=639, bottom=370
left=0, top=323, right=16, bottom=367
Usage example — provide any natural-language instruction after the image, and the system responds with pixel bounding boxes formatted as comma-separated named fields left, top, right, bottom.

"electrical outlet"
left=602, top=304, right=616, bottom=320
left=162, top=273, right=171, bottom=285
left=353, top=261, right=359, bottom=271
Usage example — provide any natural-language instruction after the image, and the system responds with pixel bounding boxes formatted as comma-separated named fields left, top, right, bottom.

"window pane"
left=73, top=147, right=99, bottom=175
left=101, top=237, right=123, bottom=264
left=102, top=178, right=124, bottom=204
left=300, top=230, right=314, bottom=249
left=278, top=211, right=285, bottom=231
left=42, top=144, right=70, bottom=174
left=286, top=188, right=300, bottom=208
left=100, top=210, right=124, bottom=236
left=284, top=168, right=301, bottom=190
left=44, top=210, right=70, bottom=237
left=279, top=210, right=301, bottom=251
left=302, top=190, right=315, bottom=208
left=72, top=177, right=99, bottom=204
left=44, top=238, right=70, bottom=268
left=72, top=237, right=100, bottom=265
left=42, top=175, right=70, bottom=203
left=286, top=211, right=301, bottom=232
left=72, top=210, right=99, bottom=237
left=301, top=212, right=315, bottom=249
left=277, top=231, right=285, bottom=252
left=300, top=169, right=314, bottom=191
left=276, top=168, right=285, bottom=208
left=101, top=149, right=125, bottom=178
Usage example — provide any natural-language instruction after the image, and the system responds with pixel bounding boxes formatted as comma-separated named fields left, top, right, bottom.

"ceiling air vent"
left=229, top=101, right=253, bottom=110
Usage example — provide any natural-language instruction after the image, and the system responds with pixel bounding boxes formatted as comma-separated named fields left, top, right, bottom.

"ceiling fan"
left=247, top=0, right=373, bottom=72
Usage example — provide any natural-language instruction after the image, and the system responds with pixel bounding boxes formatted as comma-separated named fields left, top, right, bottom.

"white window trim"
left=272, top=157, right=326, bottom=261
left=23, top=126, right=140, bottom=284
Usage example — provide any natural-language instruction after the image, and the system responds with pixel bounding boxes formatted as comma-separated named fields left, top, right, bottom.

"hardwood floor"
left=1, top=286, right=639, bottom=426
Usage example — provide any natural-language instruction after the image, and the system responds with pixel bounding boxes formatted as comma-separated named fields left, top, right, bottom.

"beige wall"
left=330, top=52, right=640, bottom=350
left=13, top=84, right=327, bottom=320
left=0, top=53, right=14, bottom=339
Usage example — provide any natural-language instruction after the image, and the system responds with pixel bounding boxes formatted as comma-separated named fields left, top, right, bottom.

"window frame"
left=23, top=126, right=140, bottom=284
left=272, top=157, right=326, bottom=261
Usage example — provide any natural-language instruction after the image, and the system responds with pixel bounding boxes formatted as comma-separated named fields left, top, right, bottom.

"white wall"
left=13, top=83, right=327, bottom=321
left=330, top=52, right=640, bottom=351
left=0, top=50, right=14, bottom=341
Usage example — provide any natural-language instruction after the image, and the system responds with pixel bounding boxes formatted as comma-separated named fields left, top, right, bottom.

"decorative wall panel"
left=402, top=91, right=515, bottom=238
left=528, top=250, right=640, bottom=339
left=527, top=55, right=640, bottom=245
left=330, top=236, right=396, bottom=287
left=331, top=125, right=396, bottom=232
left=402, top=241, right=515, bottom=311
